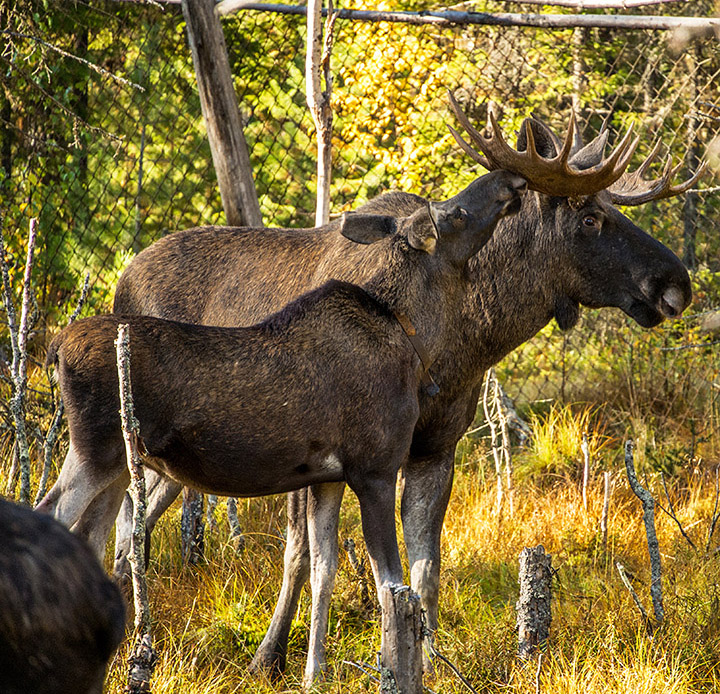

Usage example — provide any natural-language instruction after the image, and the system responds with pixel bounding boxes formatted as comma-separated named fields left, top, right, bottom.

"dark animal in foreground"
left=37, top=170, right=527, bottom=681
left=0, top=497, right=125, bottom=694
left=109, top=101, right=700, bottom=684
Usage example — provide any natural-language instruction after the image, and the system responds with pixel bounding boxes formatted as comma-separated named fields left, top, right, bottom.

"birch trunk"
left=0, top=220, right=36, bottom=504
left=116, top=324, right=157, bottom=692
left=306, top=0, right=336, bottom=226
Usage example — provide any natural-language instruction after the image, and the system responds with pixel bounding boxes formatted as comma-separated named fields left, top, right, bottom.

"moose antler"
left=607, top=140, right=709, bottom=206
left=448, top=91, right=706, bottom=203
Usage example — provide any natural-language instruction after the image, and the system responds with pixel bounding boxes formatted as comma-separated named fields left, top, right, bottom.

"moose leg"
left=35, top=442, right=124, bottom=550
left=348, top=471, right=406, bottom=673
left=72, top=472, right=131, bottom=561
left=303, top=481, right=345, bottom=688
left=113, top=471, right=182, bottom=584
left=250, top=488, right=311, bottom=677
left=399, top=450, right=454, bottom=673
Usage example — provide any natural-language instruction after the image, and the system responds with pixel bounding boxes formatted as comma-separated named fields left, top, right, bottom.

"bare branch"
left=0, top=219, right=37, bottom=504
left=215, top=3, right=720, bottom=33
left=623, top=440, right=664, bottom=624
left=616, top=562, right=652, bottom=630
left=581, top=431, right=590, bottom=511
left=657, top=473, right=697, bottom=551
left=601, top=471, right=611, bottom=554
left=0, top=30, right=145, bottom=90
left=116, top=323, right=157, bottom=692
left=496, top=0, right=699, bottom=8
left=483, top=369, right=504, bottom=514
left=706, top=466, right=720, bottom=554
left=306, top=0, right=336, bottom=226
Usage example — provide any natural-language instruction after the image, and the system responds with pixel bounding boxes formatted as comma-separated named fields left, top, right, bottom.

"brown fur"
left=0, top=498, right=125, bottom=694
left=109, top=138, right=692, bottom=677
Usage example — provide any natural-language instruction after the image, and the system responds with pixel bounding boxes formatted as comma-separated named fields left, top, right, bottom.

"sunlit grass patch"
left=93, top=432, right=720, bottom=693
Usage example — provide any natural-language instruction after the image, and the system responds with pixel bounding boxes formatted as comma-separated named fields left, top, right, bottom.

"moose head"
left=448, top=93, right=705, bottom=329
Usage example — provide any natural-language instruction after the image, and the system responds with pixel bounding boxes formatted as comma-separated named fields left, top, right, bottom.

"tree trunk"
left=181, top=0, right=262, bottom=227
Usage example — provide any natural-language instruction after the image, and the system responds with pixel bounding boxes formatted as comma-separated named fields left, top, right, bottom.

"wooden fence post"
left=517, top=545, right=552, bottom=660
left=180, top=0, right=262, bottom=227
left=379, top=584, right=423, bottom=694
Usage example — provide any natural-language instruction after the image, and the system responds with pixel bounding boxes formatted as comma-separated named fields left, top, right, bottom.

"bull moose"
left=104, top=101, right=702, bottom=683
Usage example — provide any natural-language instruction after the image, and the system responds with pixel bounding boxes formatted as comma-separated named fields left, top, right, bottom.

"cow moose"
left=37, top=170, right=527, bottom=684
left=0, top=497, right=126, bottom=694
left=105, top=100, right=702, bottom=685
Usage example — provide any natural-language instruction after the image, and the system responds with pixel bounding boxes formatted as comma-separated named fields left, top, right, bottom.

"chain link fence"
left=2, top=0, right=720, bottom=466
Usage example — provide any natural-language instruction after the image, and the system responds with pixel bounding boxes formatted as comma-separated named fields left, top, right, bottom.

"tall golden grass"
left=93, top=407, right=720, bottom=693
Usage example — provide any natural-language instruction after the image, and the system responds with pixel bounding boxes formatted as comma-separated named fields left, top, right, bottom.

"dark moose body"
left=0, top=498, right=125, bottom=694
left=80, top=106, right=697, bottom=683
left=39, top=170, right=528, bottom=684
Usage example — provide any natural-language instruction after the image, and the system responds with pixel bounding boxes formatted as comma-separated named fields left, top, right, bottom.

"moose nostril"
left=660, top=286, right=686, bottom=318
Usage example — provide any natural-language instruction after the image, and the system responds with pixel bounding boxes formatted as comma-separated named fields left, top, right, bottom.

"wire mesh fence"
left=1, top=0, right=719, bottom=468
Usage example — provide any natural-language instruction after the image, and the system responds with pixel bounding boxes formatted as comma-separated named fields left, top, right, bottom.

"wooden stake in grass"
left=379, top=584, right=423, bottom=694
left=181, top=487, right=205, bottom=566
left=226, top=497, right=245, bottom=551
left=600, top=470, right=611, bottom=555
left=516, top=545, right=552, bottom=660
left=116, top=324, right=157, bottom=692
left=0, top=218, right=37, bottom=505
left=623, top=440, right=664, bottom=625
left=581, top=431, right=590, bottom=511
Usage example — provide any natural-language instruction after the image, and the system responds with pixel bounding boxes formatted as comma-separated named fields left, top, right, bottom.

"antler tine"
left=572, top=113, right=584, bottom=153
left=556, top=111, right=577, bottom=168
left=447, top=91, right=491, bottom=154
left=633, top=138, right=663, bottom=179
left=522, top=119, right=543, bottom=165
left=488, top=109, right=527, bottom=164
left=673, top=159, right=708, bottom=193
left=597, top=123, right=639, bottom=176
left=447, top=123, right=491, bottom=169
left=609, top=155, right=708, bottom=206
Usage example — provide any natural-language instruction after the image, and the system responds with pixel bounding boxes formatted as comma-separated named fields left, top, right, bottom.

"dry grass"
left=93, top=446, right=720, bottom=694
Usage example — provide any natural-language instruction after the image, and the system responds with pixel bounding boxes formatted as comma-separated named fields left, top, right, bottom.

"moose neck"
left=454, top=199, right=561, bottom=379
left=361, top=234, right=465, bottom=364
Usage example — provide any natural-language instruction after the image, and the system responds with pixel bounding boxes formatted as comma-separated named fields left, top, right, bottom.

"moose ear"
left=340, top=212, right=397, bottom=245
left=405, top=207, right=439, bottom=254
